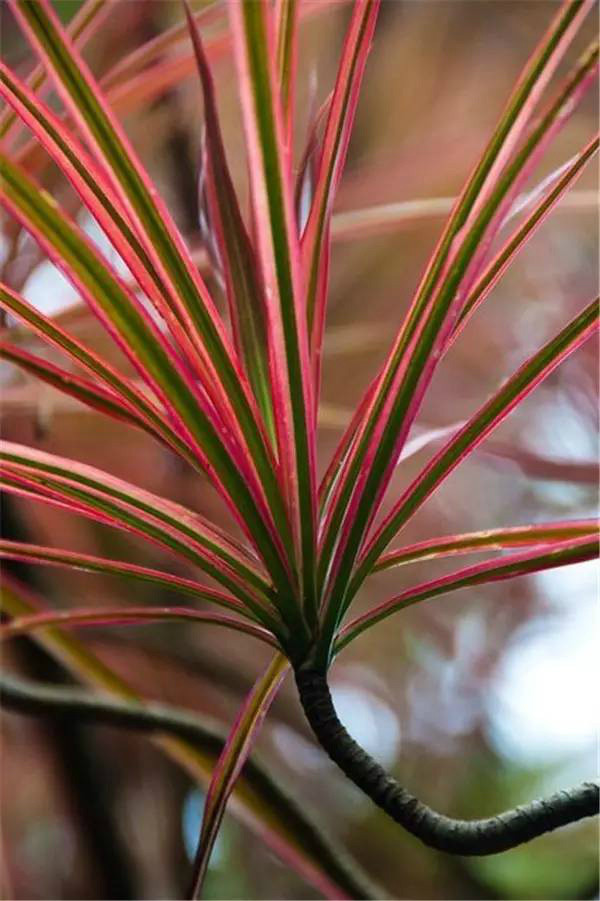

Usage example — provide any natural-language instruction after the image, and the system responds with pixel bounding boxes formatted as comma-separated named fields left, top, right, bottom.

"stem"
left=295, top=668, right=599, bottom=855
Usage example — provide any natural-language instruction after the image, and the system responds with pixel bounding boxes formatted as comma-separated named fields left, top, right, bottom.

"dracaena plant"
left=1, top=0, right=598, bottom=897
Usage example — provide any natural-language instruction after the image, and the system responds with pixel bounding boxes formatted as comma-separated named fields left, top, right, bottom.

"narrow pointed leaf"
left=275, top=0, right=299, bottom=135
left=0, top=540, right=257, bottom=618
left=0, top=286, right=200, bottom=465
left=230, top=0, right=317, bottom=621
left=189, top=653, right=289, bottom=898
left=1, top=605, right=277, bottom=647
left=0, top=342, right=149, bottom=428
left=352, top=299, right=599, bottom=597
left=338, top=538, right=597, bottom=649
left=374, top=520, right=598, bottom=572
left=450, top=133, right=599, bottom=342
left=185, top=5, right=275, bottom=440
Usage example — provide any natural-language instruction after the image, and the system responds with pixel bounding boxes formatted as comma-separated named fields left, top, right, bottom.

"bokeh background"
left=1, top=1, right=598, bottom=899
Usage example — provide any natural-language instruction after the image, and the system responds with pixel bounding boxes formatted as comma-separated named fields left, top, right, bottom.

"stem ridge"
left=296, top=668, right=599, bottom=855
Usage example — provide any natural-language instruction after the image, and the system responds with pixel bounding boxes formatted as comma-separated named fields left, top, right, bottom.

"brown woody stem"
left=296, top=668, right=599, bottom=855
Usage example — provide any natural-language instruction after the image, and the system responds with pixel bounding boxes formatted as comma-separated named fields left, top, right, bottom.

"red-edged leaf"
left=317, top=26, right=598, bottom=657
left=1, top=605, right=277, bottom=647
left=0, top=539, right=255, bottom=618
left=352, top=298, right=599, bottom=596
left=374, top=520, right=598, bottom=572
left=0, top=441, right=281, bottom=623
left=450, top=133, right=599, bottom=344
left=302, top=0, right=379, bottom=349
left=338, top=537, right=598, bottom=649
left=0, top=284, right=198, bottom=463
left=275, top=0, right=299, bottom=139
left=189, top=653, right=289, bottom=898
left=0, top=342, right=147, bottom=428
left=10, top=0, right=294, bottom=580
left=184, top=5, right=276, bottom=442
left=230, top=0, right=318, bottom=628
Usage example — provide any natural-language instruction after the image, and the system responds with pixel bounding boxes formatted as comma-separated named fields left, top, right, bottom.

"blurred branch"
left=0, top=669, right=385, bottom=901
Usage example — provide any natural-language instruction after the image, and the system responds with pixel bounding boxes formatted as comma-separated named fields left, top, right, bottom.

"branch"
left=0, top=670, right=384, bottom=901
left=296, top=669, right=599, bottom=855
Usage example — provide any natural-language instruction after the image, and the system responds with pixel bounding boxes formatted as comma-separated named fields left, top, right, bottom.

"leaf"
left=0, top=342, right=147, bottom=429
left=302, top=0, right=379, bottom=340
left=0, top=539, right=257, bottom=618
left=0, top=440, right=280, bottom=624
left=316, top=27, right=598, bottom=661
left=0, top=0, right=110, bottom=144
left=451, top=133, right=599, bottom=342
left=373, top=520, right=598, bottom=572
left=0, top=576, right=377, bottom=900
left=275, top=0, right=299, bottom=135
left=352, top=298, right=599, bottom=596
left=1, top=605, right=277, bottom=648
left=10, top=0, right=294, bottom=576
left=0, top=285, right=200, bottom=464
left=189, top=653, right=289, bottom=897
left=184, top=4, right=275, bottom=441
left=230, top=0, right=318, bottom=625
left=1, top=157, right=293, bottom=595
left=337, top=537, right=597, bottom=649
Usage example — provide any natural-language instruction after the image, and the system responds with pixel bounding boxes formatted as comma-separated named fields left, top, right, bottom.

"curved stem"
left=296, top=668, right=599, bottom=855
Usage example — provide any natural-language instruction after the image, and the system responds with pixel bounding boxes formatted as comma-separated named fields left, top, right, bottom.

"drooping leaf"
left=0, top=539, right=259, bottom=619
left=0, top=342, right=148, bottom=430
left=0, top=283, right=202, bottom=463
left=1, top=605, right=277, bottom=648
